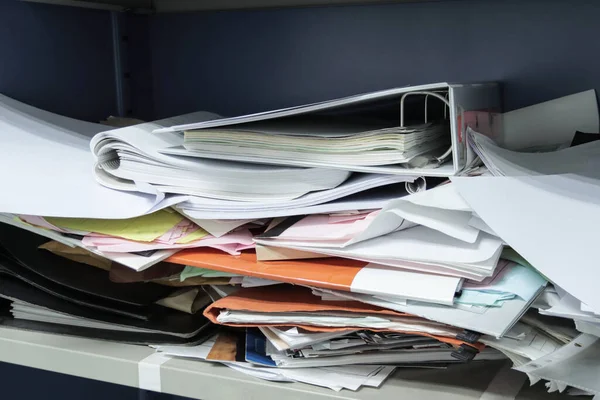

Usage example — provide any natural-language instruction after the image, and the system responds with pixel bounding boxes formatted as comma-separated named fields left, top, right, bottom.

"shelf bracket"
left=110, top=11, right=131, bottom=117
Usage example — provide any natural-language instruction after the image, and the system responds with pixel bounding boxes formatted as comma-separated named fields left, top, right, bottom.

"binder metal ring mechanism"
left=399, top=90, right=453, bottom=166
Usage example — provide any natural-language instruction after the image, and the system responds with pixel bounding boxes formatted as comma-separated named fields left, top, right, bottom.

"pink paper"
left=82, top=236, right=127, bottom=246
left=328, top=210, right=377, bottom=224
left=236, top=243, right=256, bottom=251
left=19, top=215, right=69, bottom=233
left=280, top=211, right=379, bottom=241
left=154, top=219, right=200, bottom=244
left=84, top=229, right=254, bottom=255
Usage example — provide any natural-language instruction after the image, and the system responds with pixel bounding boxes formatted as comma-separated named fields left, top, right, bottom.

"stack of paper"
left=154, top=335, right=397, bottom=391
left=6, top=210, right=253, bottom=271
left=181, top=120, right=448, bottom=167
left=254, top=183, right=505, bottom=281
left=3, top=87, right=600, bottom=395
left=155, top=286, right=505, bottom=374
left=308, top=259, right=546, bottom=338
left=91, top=113, right=353, bottom=202
left=175, top=173, right=419, bottom=220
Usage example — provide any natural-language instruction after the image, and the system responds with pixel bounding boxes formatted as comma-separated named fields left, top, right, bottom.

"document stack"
left=0, top=84, right=600, bottom=396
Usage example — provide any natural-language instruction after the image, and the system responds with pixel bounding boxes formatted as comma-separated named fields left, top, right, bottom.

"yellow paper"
left=46, top=210, right=184, bottom=242
left=175, top=228, right=209, bottom=244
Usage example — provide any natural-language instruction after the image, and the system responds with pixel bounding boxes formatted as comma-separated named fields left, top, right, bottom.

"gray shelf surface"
left=0, top=326, right=573, bottom=400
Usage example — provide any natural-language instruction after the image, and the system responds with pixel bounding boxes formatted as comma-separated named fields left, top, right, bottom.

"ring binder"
left=156, top=82, right=501, bottom=177
left=400, top=90, right=453, bottom=165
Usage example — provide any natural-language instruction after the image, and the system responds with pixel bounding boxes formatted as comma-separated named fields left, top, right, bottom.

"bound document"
left=156, top=82, right=500, bottom=177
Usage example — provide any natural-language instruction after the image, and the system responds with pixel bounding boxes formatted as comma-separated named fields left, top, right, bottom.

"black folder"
left=0, top=223, right=173, bottom=306
left=0, top=275, right=212, bottom=340
left=0, top=223, right=216, bottom=345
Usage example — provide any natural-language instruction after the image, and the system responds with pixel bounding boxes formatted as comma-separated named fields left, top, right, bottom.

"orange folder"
left=167, top=248, right=366, bottom=291
left=203, top=285, right=484, bottom=350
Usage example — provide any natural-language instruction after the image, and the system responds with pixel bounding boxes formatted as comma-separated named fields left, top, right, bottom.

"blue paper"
left=462, top=260, right=547, bottom=301
left=245, top=328, right=277, bottom=367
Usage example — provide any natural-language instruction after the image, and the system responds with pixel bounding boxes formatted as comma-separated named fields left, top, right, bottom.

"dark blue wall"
left=0, top=361, right=193, bottom=400
left=0, top=361, right=139, bottom=400
left=127, top=13, right=155, bottom=120
left=4, top=0, right=599, bottom=121
left=149, top=0, right=600, bottom=119
left=0, top=0, right=117, bottom=121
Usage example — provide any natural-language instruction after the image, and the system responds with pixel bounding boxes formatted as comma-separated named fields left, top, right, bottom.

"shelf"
left=0, top=326, right=570, bottom=400
left=21, top=0, right=444, bottom=13
left=20, top=0, right=149, bottom=12
left=152, top=0, right=436, bottom=13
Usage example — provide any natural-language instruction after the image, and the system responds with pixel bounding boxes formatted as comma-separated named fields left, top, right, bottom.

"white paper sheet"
left=575, top=321, right=600, bottom=338
left=368, top=183, right=479, bottom=244
left=361, top=366, right=396, bottom=388
left=265, top=327, right=355, bottom=350
left=177, top=215, right=254, bottom=237
left=355, top=199, right=478, bottom=244
left=469, top=129, right=600, bottom=177
left=314, top=287, right=544, bottom=338
left=275, top=365, right=381, bottom=390
left=91, top=248, right=176, bottom=272
left=481, top=324, right=561, bottom=360
left=217, top=310, right=463, bottom=338
left=224, top=363, right=292, bottom=383
left=500, top=90, right=599, bottom=150
left=0, top=94, right=175, bottom=218
left=452, top=174, right=600, bottom=314
left=402, top=182, right=471, bottom=211
left=178, top=173, right=413, bottom=212
left=468, top=215, right=498, bottom=237
left=153, top=338, right=215, bottom=359
left=581, top=303, right=600, bottom=315
left=539, top=291, right=600, bottom=324
left=516, top=334, right=600, bottom=395
left=349, top=264, right=461, bottom=306
left=269, top=347, right=505, bottom=368
left=261, top=226, right=504, bottom=279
